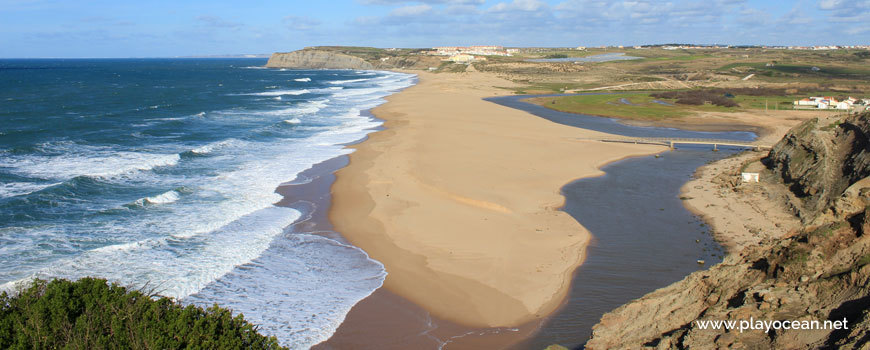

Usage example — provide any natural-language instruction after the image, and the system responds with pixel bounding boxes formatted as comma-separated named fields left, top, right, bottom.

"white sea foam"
left=1, top=206, right=302, bottom=299
left=189, top=138, right=246, bottom=156
left=328, top=78, right=370, bottom=85
left=243, top=89, right=310, bottom=97
left=0, top=182, right=59, bottom=198
left=186, top=234, right=387, bottom=349
left=294, top=77, right=311, bottom=82
left=4, top=145, right=181, bottom=181
left=143, top=190, right=181, bottom=205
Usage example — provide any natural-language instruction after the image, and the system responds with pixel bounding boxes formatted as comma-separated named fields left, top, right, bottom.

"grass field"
left=526, top=91, right=850, bottom=121
left=525, top=93, right=731, bottom=120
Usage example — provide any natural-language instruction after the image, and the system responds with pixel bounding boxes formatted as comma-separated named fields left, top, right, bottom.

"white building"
left=741, top=173, right=760, bottom=183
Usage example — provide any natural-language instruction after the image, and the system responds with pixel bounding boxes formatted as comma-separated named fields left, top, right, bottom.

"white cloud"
left=489, top=0, right=548, bottom=12
left=389, top=4, right=433, bottom=16
left=196, top=15, right=242, bottom=29
left=360, top=0, right=483, bottom=4
left=282, top=16, right=321, bottom=31
left=819, top=0, right=842, bottom=9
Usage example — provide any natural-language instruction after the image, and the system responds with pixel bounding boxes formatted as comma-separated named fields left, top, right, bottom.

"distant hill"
left=266, top=46, right=441, bottom=70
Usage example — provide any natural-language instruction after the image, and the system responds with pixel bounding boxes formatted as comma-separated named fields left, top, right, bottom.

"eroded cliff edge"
left=587, top=112, right=870, bottom=349
left=265, top=47, right=442, bottom=70
left=266, top=49, right=374, bottom=69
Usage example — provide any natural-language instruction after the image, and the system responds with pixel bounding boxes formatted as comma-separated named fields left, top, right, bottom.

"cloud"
left=196, top=15, right=242, bottom=29
left=818, top=0, right=842, bottom=9
left=282, top=15, right=321, bottom=31
left=844, top=24, right=870, bottom=34
left=489, top=0, right=548, bottom=12
left=817, top=0, right=870, bottom=21
left=360, top=0, right=483, bottom=4
left=389, top=4, right=432, bottom=16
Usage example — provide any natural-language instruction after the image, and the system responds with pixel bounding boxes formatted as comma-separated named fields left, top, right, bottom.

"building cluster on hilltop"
left=794, top=96, right=869, bottom=110
left=431, top=46, right=511, bottom=56
left=430, top=45, right=511, bottom=63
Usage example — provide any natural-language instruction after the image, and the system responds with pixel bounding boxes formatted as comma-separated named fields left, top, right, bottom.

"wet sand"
left=323, top=70, right=663, bottom=347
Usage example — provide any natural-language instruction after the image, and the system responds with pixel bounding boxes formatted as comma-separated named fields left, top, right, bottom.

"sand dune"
left=330, top=71, right=664, bottom=327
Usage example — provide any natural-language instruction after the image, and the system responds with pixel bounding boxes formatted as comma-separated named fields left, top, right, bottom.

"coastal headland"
left=327, top=70, right=663, bottom=336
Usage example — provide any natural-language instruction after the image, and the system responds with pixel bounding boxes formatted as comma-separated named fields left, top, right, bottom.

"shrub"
left=651, top=90, right=740, bottom=107
left=0, top=278, right=285, bottom=349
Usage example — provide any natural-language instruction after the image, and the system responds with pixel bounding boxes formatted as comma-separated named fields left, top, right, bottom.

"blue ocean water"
left=0, top=58, right=415, bottom=348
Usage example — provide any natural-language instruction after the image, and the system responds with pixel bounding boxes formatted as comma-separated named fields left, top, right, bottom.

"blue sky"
left=1, top=0, right=868, bottom=57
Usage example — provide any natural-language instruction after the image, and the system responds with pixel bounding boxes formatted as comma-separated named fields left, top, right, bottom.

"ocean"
left=0, top=58, right=415, bottom=348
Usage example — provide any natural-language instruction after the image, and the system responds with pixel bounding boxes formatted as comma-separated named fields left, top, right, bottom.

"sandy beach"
left=677, top=111, right=817, bottom=252
left=327, top=70, right=664, bottom=336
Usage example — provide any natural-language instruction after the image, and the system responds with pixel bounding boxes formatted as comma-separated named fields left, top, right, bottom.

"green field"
left=525, top=93, right=731, bottom=120
left=526, top=91, right=851, bottom=121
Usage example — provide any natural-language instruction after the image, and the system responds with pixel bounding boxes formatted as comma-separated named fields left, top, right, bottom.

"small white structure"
left=741, top=172, right=760, bottom=183
left=448, top=54, right=476, bottom=63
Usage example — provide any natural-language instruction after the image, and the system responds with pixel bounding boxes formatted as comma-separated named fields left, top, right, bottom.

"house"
left=741, top=173, right=760, bottom=183
left=836, top=101, right=853, bottom=110
left=795, top=98, right=818, bottom=106
left=448, top=54, right=477, bottom=63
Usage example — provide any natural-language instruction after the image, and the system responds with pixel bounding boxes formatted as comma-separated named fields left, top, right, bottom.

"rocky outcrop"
left=586, top=112, right=870, bottom=349
left=765, top=114, right=870, bottom=225
left=265, top=50, right=374, bottom=70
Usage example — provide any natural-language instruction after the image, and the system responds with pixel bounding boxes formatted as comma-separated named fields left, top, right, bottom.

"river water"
left=486, top=95, right=754, bottom=349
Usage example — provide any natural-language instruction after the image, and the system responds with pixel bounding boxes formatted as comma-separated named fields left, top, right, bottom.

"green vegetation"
left=0, top=278, right=285, bottom=349
left=510, top=82, right=599, bottom=94
left=717, top=62, right=870, bottom=81
left=529, top=85, right=859, bottom=121
left=526, top=93, right=729, bottom=121
left=821, top=120, right=844, bottom=131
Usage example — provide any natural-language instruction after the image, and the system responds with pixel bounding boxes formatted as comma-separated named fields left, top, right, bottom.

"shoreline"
left=323, top=70, right=664, bottom=347
left=522, top=96, right=818, bottom=145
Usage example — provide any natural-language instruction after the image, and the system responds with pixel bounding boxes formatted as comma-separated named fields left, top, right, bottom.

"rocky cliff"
left=586, top=112, right=870, bottom=349
left=766, top=114, right=870, bottom=225
left=265, top=50, right=374, bottom=69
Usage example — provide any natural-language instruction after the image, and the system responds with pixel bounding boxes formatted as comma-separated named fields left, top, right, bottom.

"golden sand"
left=329, top=71, right=664, bottom=327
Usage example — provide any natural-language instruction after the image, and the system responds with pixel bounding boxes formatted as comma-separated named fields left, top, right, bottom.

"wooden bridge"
left=579, top=137, right=772, bottom=151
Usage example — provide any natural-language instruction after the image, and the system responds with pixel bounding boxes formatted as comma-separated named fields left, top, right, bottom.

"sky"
left=0, top=0, right=868, bottom=58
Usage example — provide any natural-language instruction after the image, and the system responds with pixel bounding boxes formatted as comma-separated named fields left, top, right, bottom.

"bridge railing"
left=576, top=137, right=772, bottom=149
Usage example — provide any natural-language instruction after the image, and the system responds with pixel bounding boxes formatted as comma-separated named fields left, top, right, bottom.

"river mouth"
left=486, top=96, right=752, bottom=349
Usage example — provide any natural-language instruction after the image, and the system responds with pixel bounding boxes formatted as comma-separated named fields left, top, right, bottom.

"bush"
left=650, top=90, right=740, bottom=107
left=0, top=278, right=285, bottom=349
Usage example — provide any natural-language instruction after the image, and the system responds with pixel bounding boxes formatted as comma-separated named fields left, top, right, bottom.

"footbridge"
left=579, top=137, right=773, bottom=151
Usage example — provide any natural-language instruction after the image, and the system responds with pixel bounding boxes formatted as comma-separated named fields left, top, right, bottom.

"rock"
left=586, top=112, right=870, bottom=350
left=266, top=50, right=374, bottom=69
left=765, top=114, right=870, bottom=224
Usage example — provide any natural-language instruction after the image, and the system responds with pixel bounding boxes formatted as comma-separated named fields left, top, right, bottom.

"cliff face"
left=586, top=112, right=870, bottom=349
left=766, top=114, right=870, bottom=224
left=265, top=50, right=374, bottom=69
